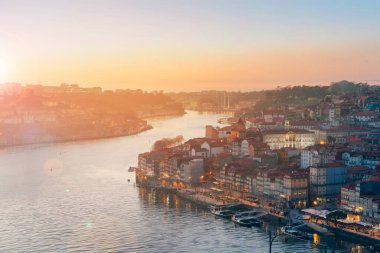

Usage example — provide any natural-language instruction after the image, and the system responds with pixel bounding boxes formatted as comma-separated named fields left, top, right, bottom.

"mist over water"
left=0, top=111, right=368, bottom=252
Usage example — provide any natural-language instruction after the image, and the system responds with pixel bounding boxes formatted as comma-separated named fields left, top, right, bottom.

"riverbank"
left=140, top=110, right=186, bottom=120
left=141, top=182, right=380, bottom=249
left=0, top=124, right=153, bottom=149
left=143, top=184, right=289, bottom=224
left=325, top=225, right=380, bottom=246
left=307, top=217, right=380, bottom=245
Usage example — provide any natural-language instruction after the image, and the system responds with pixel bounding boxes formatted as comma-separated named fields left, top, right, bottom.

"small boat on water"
left=231, top=210, right=267, bottom=223
left=280, top=226, right=313, bottom=240
left=232, top=210, right=266, bottom=227
left=234, top=217, right=263, bottom=227
left=212, top=209, right=235, bottom=219
left=210, top=203, right=243, bottom=218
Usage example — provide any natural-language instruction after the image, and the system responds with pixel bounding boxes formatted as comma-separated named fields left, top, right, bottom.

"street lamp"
left=268, top=231, right=279, bottom=253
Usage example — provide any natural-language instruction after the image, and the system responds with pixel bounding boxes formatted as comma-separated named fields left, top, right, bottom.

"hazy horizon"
left=1, top=79, right=369, bottom=93
left=1, top=0, right=380, bottom=91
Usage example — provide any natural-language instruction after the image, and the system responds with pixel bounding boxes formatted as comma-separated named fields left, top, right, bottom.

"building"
left=205, top=125, right=218, bottom=139
left=341, top=178, right=380, bottom=221
left=186, top=138, right=225, bottom=158
left=283, top=171, right=309, bottom=208
left=262, top=129, right=315, bottom=150
left=138, top=150, right=169, bottom=177
left=287, top=120, right=319, bottom=131
left=262, top=109, right=285, bottom=123
left=313, top=126, right=370, bottom=145
left=245, top=117, right=265, bottom=129
left=181, top=158, right=204, bottom=184
left=342, top=151, right=380, bottom=170
left=300, top=145, right=337, bottom=169
left=309, top=163, right=348, bottom=204
left=342, top=152, right=363, bottom=167
left=352, top=112, right=377, bottom=124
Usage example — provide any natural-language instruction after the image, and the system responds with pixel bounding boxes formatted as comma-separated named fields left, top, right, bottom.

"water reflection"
left=139, top=188, right=373, bottom=253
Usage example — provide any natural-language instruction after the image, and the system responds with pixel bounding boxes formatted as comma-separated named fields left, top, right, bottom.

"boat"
left=234, top=217, right=263, bottom=227
left=210, top=203, right=243, bottom=218
left=231, top=210, right=267, bottom=223
left=280, top=226, right=313, bottom=240
left=212, top=209, right=235, bottom=219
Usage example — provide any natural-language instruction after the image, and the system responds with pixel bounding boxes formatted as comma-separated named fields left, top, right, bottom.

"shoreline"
left=144, top=185, right=288, bottom=223
left=0, top=125, right=153, bottom=149
left=140, top=111, right=186, bottom=120
left=150, top=185, right=380, bottom=247
left=0, top=111, right=187, bottom=150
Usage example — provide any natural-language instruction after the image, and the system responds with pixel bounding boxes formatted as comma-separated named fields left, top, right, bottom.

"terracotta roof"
left=245, top=117, right=264, bottom=123
left=354, top=112, right=377, bottom=117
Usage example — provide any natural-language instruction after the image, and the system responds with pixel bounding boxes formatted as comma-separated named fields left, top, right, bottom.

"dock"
left=305, top=222, right=335, bottom=236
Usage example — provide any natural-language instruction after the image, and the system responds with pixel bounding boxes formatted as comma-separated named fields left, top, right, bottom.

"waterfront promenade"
left=156, top=184, right=380, bottom=247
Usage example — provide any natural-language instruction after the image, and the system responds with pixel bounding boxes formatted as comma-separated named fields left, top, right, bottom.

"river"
left=0, top=111, right=369, bottom=252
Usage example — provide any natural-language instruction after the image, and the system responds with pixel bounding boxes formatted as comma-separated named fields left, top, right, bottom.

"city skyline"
left=1, top=0, right=380, bottom=91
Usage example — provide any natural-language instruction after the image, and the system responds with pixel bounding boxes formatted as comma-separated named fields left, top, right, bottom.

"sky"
left=0, top=0, right=380, bottom=91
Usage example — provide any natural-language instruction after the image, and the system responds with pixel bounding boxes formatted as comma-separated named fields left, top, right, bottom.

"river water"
left=0, top=111, right=369, bottom=252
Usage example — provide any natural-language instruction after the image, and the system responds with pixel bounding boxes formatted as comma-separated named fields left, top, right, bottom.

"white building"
left=342, top=152, right=363, bottom=167
left=262, top=129, right=315, bottom=150
left=300, top=145, right=337, bottom=169
left=201, top=141, right=224, bottom=157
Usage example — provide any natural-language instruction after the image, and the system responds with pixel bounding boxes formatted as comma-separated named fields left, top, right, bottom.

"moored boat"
left=231, top=210, right=267, bottom=223
left=234, top=217, right=263, bottom=227
left=212, top=209, right=235, bottom=218
left=280, top=226, right=313, bottom=240
left=210, top=203, right=243, bottom=218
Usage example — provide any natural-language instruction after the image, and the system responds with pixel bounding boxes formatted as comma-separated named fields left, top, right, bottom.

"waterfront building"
left=341, top=178, right=380, bottom=221
left=180, top=158, right=204, bottom=184
left=247, top=167, right=308, bottom=208
left=309, top=163, right=348, bottom=204
left=205, top=125, right=218, bottom=139
left=219, top=160, right=257, bottom=191
left=283, top=171, right=309, bottom=208
left=138, top=150, right=169, bottom=177
left=210, top=152, right=233, bottom=171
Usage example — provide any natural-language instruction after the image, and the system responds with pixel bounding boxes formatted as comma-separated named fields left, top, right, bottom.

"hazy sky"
left=0, top=0, right=379, bottom=91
